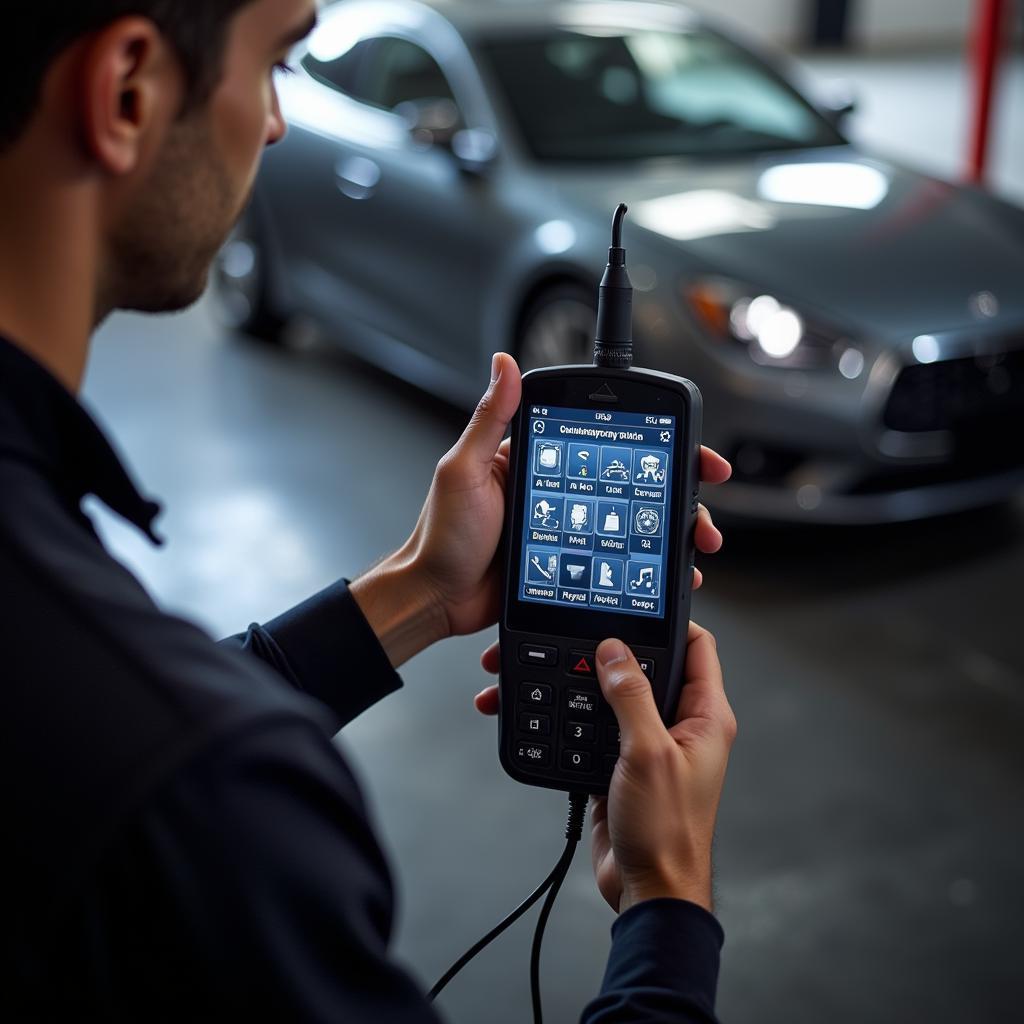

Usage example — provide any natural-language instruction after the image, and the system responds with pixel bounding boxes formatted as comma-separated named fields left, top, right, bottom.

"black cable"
left=427, top=853, right=561, bottom=1000
left=593, top=203, right=634, bottom=369
left=427, top=792, right=588, bottom=1007
left=530, top=793, right=588, bottom=1024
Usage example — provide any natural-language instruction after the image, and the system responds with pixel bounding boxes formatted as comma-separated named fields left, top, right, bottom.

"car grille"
left=884, top=347, right=1024, bottom=434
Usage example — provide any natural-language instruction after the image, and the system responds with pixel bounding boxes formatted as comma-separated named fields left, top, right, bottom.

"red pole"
left=967, top=0, right=1008, bottom=184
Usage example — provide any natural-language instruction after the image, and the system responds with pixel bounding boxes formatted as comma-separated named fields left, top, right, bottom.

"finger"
left=480, top=640, right=500, bottom=675
left=700, top=446, right=731, bottom=486
left=455, top=353, right=522, bottom=469
left=694, top=503, right=723, bottom=554
left=669, top=622, right=735, bottom=741
left=595, top=639, right=665, bottom=752
left=692, top=566, right=704, bottom=590
left=474, top=685, right=500, bottom=716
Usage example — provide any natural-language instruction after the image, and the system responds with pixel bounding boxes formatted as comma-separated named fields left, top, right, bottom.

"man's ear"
left=79, top=17, right=183, bottom=175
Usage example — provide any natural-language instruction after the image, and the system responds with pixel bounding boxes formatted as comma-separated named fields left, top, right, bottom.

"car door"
left=333, top=33, right=510, bottom=374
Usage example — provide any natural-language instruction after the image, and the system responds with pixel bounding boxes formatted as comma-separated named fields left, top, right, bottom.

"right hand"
left=590, top=625, right=736, bottom=914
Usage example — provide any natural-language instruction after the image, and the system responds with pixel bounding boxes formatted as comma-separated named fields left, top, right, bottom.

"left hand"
left=400, top=351, right=525, bottom=639
left=349, top=353, right=522, bottom=664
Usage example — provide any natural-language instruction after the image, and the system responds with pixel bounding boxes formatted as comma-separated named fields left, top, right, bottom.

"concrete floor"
left=84, top=52, right=1024, bottom=1024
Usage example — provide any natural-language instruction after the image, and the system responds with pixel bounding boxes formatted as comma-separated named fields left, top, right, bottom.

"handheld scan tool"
left=498, top=205, right=703, bottom=795
left=430, top=205, right=704, bottom=1015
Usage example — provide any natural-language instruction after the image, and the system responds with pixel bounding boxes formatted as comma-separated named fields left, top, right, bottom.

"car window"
left=360, top=37, right=458, bottom=111
left=302, top=38, right=376, bottom=102
left=480, top=29, right=844, bottom=161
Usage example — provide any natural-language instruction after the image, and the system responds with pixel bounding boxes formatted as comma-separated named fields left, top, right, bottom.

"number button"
left=565, top=721, right=595, bottom=743
left=637, top=658, right=655, bottom=680
left=561, top=750, right=592, bottom=772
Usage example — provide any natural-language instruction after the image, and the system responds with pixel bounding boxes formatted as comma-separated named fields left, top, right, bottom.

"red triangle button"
left=572, top=655, right=593, bottom=675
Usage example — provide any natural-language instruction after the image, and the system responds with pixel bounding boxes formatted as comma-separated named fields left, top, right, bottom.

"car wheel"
left=517, top=283, right=597, bottom=371
left=212, top=206, right=287, bottom=344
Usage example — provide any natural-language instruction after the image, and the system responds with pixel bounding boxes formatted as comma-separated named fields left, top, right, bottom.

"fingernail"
left=598, top=639, right=628, bottom=667
left=490, top=352, right=502, bottom=385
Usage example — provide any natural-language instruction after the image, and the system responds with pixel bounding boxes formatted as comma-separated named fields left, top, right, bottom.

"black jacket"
left=0, top=335, right=723, bottom=1021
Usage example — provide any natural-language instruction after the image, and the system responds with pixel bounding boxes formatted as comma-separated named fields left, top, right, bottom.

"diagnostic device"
left=498, top=205, right=703, bottom=795
left=429, top=207, right=705, bottom=1022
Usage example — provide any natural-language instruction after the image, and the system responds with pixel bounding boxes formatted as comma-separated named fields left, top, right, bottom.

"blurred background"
left=85, top=2, right=1023, bottom=1021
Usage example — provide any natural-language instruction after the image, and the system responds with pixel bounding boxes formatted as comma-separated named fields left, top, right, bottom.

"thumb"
left=596, top=639, right=665, bottom=753
left=456, top=353, right=522, bottom=468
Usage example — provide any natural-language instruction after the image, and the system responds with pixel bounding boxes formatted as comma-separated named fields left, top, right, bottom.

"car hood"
left=549, top=148, right=1024, bottom=341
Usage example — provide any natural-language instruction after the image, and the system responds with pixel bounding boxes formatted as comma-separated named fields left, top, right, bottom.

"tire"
left=516, top=282, right=597, bottom=371
left=212, top=203, right=287, bottom=344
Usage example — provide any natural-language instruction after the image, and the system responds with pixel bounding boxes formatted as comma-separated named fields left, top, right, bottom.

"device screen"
left=518, top=405, right=676, bottom=619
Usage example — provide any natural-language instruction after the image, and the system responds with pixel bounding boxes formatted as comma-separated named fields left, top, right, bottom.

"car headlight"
left=683, top=278, right=854, bottom=371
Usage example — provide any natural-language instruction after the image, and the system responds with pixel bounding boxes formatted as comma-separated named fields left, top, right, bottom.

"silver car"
left=215, top=0, right=1024, bottom=523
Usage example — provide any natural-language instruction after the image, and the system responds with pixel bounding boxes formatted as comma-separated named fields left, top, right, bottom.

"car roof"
left=327, top=0, right=701, bottom=40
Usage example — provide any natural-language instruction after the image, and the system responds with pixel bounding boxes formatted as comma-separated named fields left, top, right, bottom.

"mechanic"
left=0, top=1, right=737, bottom=1020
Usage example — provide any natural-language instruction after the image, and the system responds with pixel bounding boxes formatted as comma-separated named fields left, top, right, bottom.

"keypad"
left=510, top=640, right=659, bottom=786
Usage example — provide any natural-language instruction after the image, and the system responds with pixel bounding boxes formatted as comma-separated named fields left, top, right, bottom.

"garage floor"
left=84, top=52, right=1024, bottom=1024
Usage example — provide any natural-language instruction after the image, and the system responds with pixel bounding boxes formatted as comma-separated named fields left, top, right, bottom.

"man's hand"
left=350, top=353, right=522, bottom=666
left=589, top=627, right=735, bottom=913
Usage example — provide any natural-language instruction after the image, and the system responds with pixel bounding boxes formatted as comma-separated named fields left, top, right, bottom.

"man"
left=0, top=1, right=737, bottom=1019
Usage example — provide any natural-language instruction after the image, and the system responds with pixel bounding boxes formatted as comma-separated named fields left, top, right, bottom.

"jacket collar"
left=0, top=335, right=162, bottom=543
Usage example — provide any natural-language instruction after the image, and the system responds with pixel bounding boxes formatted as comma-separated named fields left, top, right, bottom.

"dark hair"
left=1, top=1, right=257, bottom=150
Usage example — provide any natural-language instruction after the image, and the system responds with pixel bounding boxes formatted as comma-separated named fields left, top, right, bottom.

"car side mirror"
left=395, top=98, right=462, bottom=149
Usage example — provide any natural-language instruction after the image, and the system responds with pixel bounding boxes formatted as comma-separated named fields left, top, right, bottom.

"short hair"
left=1, top=1, right=257, bottom=151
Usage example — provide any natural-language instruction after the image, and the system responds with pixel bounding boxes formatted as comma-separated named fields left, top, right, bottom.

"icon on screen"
left=567, top=444, right=593, bottom=479
left=596, top=500, right=628, bottom=537
left=592, top=558, right=624, bottom=592
left=533, top=499, right=560, bottom=530
left=634, top=507, right=661, bottom=536
left=627, top=561, right=661, bottom=598
left=559, top=554, right=592, bottom=590
left=635, top=452, right=665, bottom=484
left=527, top=550, right=558, bottom=583
left=564, top=497, right=595, bottom=534
left=534, top=440, right=563, bottom=475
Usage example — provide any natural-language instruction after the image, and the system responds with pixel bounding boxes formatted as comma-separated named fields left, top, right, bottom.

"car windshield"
left=479, top=28, right=844, bottom=161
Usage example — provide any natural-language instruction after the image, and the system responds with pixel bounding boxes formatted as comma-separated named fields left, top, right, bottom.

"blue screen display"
left=519, top=405, right=676, bottom=619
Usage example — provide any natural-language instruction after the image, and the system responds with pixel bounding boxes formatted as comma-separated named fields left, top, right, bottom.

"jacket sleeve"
left=56, top=716, right=444, bottom=1023
left=581, top=899, right=724, bottom=1023
left=220, top=578, right=403, bottom=730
